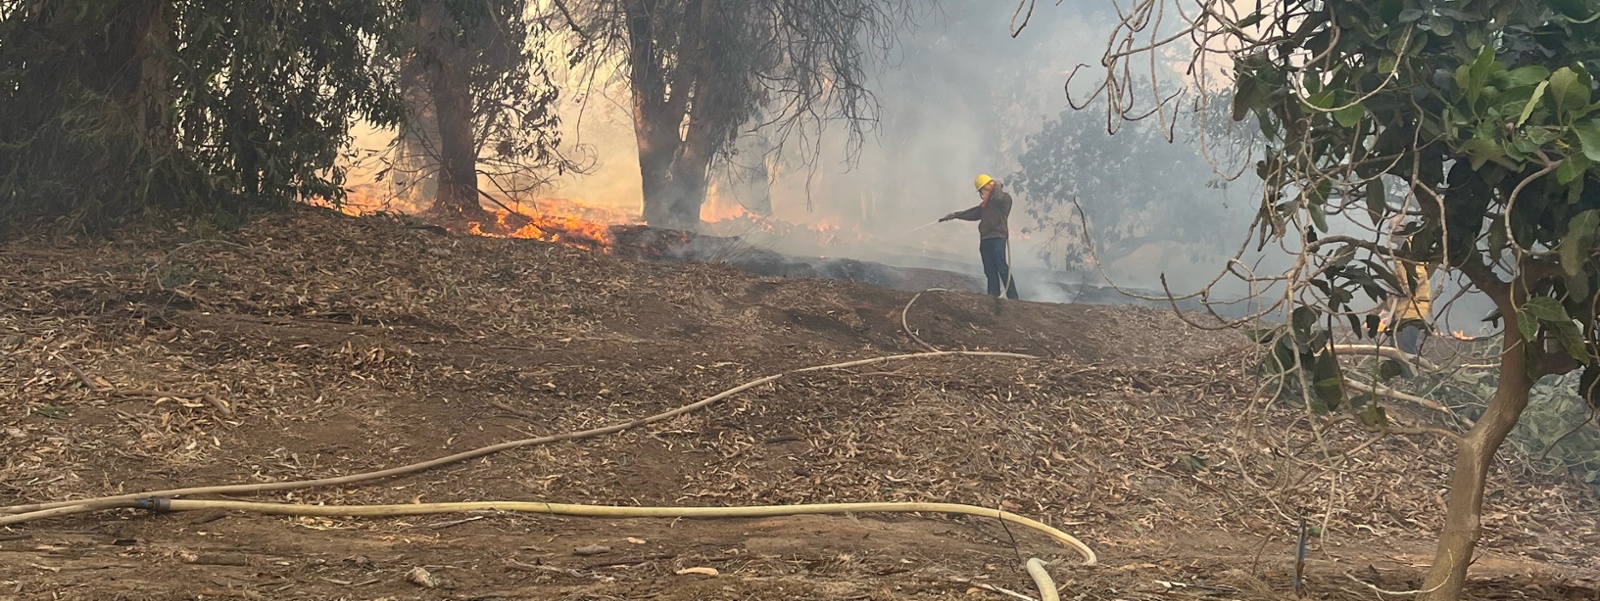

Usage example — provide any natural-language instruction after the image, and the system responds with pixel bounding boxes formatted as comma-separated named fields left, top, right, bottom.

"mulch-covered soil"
left=1, top=208, right=1596, bottom=600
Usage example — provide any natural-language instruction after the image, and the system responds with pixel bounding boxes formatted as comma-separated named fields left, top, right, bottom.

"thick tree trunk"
left=430, top=69, right=481, bottom=217
left=635, top=112, right=682, bottom=228
left=637, top=159, right=711, bottom=230
left=104, top=0, right=175, bottom=200
left=395, top=57, right=439, bottom=205
left=631, top=80, right=711, bottom=230
left=429, top=60, right=482, bottom=217
left=418, top=0, right=484, bottom=219
left=1419, top=315, right=1534, bottom=601
left=127, top=0, right=172, bottom=151
left=625, top=0, right=716, bottom=232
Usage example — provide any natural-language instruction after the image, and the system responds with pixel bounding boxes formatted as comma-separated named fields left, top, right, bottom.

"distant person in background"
left=940, top=174, right=1020, bottom=300
left=1383, top=216, right=1432, bottom=355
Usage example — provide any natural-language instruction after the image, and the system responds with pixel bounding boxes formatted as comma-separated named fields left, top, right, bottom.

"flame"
left=306, top=185, right=404, bottom=217
left=309, top=183, right=879, bottom=258
left=701, top=200, right=755, bottom=222
left=504, top=212, right=618, bottom=252
left=1451, top=330, right=1473, bottom=341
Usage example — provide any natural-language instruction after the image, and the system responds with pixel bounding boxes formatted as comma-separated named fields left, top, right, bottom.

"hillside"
left=1, top=209, right=1597, bottom=601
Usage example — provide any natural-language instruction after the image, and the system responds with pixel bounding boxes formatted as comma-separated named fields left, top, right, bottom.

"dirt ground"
left=2, top=209, right=1597, bottom=600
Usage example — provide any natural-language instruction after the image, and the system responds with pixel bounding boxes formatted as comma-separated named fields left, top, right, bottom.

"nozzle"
left=133, top=498, right=172, bottom=512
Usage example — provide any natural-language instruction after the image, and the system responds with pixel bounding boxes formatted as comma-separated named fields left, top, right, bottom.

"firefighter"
left=1383, top=217, right=1432, bottom=355
left=940, top=174, right=1019, bottom=299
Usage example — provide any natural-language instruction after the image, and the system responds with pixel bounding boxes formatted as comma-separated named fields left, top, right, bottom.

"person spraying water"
left=939, top=174, right=1019, bottom=300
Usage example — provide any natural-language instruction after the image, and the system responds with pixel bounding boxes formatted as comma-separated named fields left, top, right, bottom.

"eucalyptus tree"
left=398, top=0, right=571, bottom=218
left=0, top=0, right=400, bottom=230
left=559, top=0, right=929, bottom=230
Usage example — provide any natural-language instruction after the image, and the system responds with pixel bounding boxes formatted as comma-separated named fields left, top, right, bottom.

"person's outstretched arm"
left=941, top=205, right=982, bottom=222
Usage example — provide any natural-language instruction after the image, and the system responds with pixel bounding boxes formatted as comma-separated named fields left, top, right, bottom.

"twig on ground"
left=950, top=576, right=1039, bottom=601
left=1343, top=379, right=1472, bottom=428
left=50, top=352, right=99, bottom=391
left=1329, top=344, right=1441, bottom=373
left=51, top=352, right=235, bottom=417
left=424, top=515, right=486, bottom=529
left=114, top=389, right=235, bottom=418
left=1343, top=571, right=1446, bottom=596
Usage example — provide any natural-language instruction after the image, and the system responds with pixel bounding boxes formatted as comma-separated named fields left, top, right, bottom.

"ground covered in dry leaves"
left=2, top=208, right=1598, bottom=601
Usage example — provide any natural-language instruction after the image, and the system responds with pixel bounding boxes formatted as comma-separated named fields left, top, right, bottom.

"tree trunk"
left=625, top=0, right=716, bottom=232
left=395, top=57, right=439, bottom=206
left=632, top=81, right=713, bottom=231
left=1419, top=314, right=1534, bottom=601
left=429, top=57, right=482, bottom=217
left=661, top=132, right=715, bottom=229
left=635, top=108, right=682, bottom=228
left=753, top=147, right=778, bottom=216
left=128, top=0, right=173, bottom=152
left=105, top=0, right=175, bottom=201
left=418, top=0, right=483, bottom=219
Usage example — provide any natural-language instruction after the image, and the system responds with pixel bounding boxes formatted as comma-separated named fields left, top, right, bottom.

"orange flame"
left=504, top=212, right=617, bottom=252
left=306, top=185, right=403, bottom=217
left=701, top=199, right=755, bottom=222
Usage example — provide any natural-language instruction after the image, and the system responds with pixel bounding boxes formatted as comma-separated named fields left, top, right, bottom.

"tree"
left=1017, top=0, right=1600, bottom=598
left=561, top=0, right=924, bottom=231
left=1010, top=93, right=1256, bottom=271
left=0, top=0, right=400, bottom=231
left=397, top=0, right=572, bottom=219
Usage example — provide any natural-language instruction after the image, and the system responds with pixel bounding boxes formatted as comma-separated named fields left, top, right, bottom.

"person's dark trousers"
left=1396, top=322, right=1426, bottom=355
left=979, top=238, right=1020, bottom=300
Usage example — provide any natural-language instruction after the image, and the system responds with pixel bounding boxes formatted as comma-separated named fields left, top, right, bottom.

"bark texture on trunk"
left=430, top=63, right=481, bottom=217
left=416, top=0, right=484, bottom=219
left=102, top=1, right=175, bottom=195
left=1419, top=303, right=1533, bottom=601
left=395, top=57, right=440, bottom=204
left=625, top=0, right=723, bottom=231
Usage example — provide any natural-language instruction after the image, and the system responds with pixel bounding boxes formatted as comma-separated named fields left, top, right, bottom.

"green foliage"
left=0, top=0, right=402, bottom=233
left=1258, top=306, right=1347, bottom=412
left=395, top=0, right=569, bottom=196
left=1423, top=346, right=1600, bottom=497
left=1230, top=0, right=1600, bottom=372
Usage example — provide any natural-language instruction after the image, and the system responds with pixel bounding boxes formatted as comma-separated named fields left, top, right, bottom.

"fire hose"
left=4, top=498, right=1095, bottom=565
left=2, top=350, right=1091, bottom=596
left=2, top=351, right=1035, bottom=517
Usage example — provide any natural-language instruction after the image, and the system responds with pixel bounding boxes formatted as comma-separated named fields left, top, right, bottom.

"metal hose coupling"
left=133, top=498, right=172, bottom=512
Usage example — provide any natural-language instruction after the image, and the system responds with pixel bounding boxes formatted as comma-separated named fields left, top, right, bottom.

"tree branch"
left=1343, top=379, right=1474, bottom=429
left=1458, top=256, right=1509, bottom=310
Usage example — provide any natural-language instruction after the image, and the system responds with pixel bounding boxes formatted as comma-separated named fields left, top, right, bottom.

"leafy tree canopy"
left=0, top=0, right=402, bottom=232
left=1021, top=0, right=1600, bottom=598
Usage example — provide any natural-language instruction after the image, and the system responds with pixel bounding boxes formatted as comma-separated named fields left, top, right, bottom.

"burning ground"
left=1, top=208, right=1598, bottom=600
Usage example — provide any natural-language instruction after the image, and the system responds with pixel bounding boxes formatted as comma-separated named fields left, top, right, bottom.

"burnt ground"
left=1, top=208, right=1597, bottom=600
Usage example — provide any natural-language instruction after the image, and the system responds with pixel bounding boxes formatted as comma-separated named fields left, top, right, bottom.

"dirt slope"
left=1, top=209, right=1597, bottom=600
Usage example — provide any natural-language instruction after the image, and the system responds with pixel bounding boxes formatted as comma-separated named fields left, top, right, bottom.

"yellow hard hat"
left=974, top=174, right=994, bottom=191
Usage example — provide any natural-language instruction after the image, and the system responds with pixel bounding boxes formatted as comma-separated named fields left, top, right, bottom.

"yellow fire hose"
left=12, top=498, right=1093, bottom=565
left=1, top=351, right=1036, bottom=517
left=2, top=349, right=1091, bottom=596
left=1026, top=557, right=1062, bottom=601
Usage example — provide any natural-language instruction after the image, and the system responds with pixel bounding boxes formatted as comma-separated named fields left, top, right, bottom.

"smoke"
left=331, top=2, right=1275, bottom=309
left=549, top=3, right=1270, bottom=305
